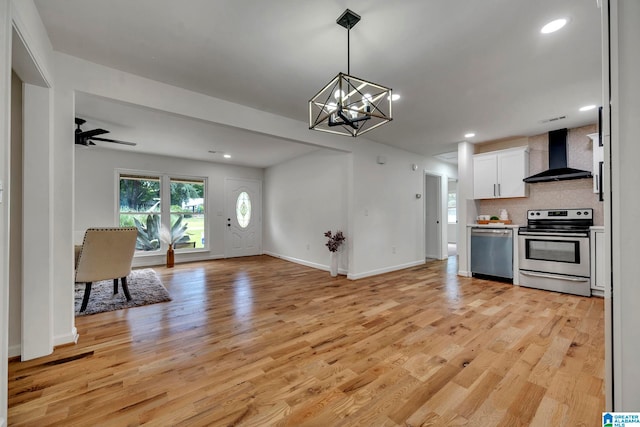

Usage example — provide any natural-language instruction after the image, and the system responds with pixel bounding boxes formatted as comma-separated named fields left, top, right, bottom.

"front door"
left=224, top=178, right=262, bottom=258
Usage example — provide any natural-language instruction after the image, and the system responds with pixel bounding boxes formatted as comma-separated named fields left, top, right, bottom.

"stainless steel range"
left=518, top=208, right=593, bottom=296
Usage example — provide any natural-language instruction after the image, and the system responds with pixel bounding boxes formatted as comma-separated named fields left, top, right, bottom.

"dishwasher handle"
left=471, top=228, right=512, bottom=236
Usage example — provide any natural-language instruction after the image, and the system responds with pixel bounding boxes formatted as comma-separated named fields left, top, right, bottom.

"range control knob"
left=584, top=211, right=589, bottom=215
left=577, top=211, right=582, bottom=215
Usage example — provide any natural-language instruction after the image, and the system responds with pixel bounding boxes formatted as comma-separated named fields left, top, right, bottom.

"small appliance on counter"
left=518, top=208, right=593, bottom=296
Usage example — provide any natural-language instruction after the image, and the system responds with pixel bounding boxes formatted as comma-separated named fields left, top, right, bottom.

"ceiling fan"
left=75, top=118, right=137, bottom=146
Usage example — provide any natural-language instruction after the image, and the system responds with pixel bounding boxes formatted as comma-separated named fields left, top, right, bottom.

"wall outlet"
left=392, top=246, right=396, bottom=254
left=306, top=243, right=310, bottom=250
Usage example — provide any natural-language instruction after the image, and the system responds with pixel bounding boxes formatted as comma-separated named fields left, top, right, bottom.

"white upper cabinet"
left=473, top=147, right=529, bottom=199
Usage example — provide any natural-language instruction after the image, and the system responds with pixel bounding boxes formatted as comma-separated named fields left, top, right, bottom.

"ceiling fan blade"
left=77, top=128, right=109, bottom=139
left=90, top=136, right=137, bottom=146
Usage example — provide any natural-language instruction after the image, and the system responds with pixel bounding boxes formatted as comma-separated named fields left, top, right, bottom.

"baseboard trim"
left=458, top=270, right=471, bottom=277
left=347, top=259, right=425, bottom=280
left=263, top=252, right=348, bottom=276
left=8, top=343, right=20, bottom=358
left=53, top=327, right=78, bottom=347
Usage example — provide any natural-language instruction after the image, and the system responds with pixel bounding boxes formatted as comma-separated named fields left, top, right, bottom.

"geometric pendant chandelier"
left=309, top=9, right=393, bottom=137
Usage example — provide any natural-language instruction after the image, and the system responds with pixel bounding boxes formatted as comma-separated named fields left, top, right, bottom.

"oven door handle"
left=518, top=231, right=590, bottom=238
left=520, top=271, right=590, bottom=282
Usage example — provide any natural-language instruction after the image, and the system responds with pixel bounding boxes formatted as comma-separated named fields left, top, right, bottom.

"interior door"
left=224, top=178, right=262, bottom=258
left=425, top=173, right=442, bottom=259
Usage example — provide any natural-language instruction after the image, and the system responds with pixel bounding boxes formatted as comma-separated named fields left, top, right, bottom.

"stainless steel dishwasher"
left=470, top=227, right=513, bottom=280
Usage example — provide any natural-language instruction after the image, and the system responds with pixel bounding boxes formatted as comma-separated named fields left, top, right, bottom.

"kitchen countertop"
left=590, top=226, right=605, bottom=231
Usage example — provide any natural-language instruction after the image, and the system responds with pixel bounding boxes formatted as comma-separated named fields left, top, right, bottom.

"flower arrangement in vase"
left=324, top=230, right=345, bottom=276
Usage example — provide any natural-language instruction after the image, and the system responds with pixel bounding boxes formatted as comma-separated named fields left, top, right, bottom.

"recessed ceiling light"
left=464, top=132, right=476, bottom=138
left=541, top=18, right=567, bottom=34
left=388, top=94, right=400, bottom=101
left=579, top=104, right=597, bottom=112
left=223, top=154, right=231, bottom=159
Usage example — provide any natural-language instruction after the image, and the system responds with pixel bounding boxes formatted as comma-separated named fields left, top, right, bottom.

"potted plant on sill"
left=324, top=230, right=345, bottom=277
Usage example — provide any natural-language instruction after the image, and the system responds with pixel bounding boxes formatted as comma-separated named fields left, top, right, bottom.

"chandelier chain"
left=347, top=26, right=350, bottom=75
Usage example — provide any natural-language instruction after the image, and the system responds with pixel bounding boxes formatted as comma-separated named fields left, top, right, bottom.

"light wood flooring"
left=8, top=255, right=604, bottom=426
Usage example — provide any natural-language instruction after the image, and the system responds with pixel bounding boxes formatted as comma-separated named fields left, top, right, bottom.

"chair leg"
left=113, top=278, right=119, bottom=295
left=80, top=282, right=92, bottom=312
left=121, top=276, right=132, bottom=301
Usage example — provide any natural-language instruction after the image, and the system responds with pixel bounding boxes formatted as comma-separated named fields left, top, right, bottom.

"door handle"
left=497, top=183, right=501, bottom=196
left=493, top=184, right=496, bottom=197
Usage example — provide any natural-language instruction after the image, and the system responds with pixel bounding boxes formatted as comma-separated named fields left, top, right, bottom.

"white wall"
left=350, top=141, right=456, bottom=279
left=264, top=149, right=349, bottom=273
left=2, top=0, right=55, bottom=420
left=457, top=141, right=478, bottom=277
left=75, top=147, right=263, bottom=266
left=8, top=71, right=22, bottom=357
left=610, top=0, right=640, bottom=411
left=264, top=140, right=456, bottom=279
left=0, top=2, right=11, bottom=422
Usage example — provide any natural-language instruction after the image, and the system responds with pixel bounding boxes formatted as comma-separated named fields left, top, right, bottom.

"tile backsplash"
left=478, top=124, right=603, bottom=226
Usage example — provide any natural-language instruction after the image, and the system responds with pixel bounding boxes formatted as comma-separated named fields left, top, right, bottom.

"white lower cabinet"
left=590, top=228, right=606, bottom=296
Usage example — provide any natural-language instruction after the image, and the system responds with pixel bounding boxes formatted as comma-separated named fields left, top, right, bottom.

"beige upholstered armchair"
left=75, top=227, right=138, bottom=312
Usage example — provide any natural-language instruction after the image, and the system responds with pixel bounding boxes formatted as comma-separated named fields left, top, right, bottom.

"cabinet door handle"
left=599, top=161, right=604, bottom=202
left=497, top=183, right=501, bottom=196
left=493, top=183, right=496, bottom=197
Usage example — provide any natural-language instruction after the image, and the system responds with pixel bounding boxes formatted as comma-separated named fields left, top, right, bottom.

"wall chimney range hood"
left=523, top=128, right=593, bottom=183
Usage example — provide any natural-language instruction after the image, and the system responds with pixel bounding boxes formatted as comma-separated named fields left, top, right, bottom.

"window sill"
left=175, top=248, right=209, bottom=254
left=134, top=248, right=209, bottom=258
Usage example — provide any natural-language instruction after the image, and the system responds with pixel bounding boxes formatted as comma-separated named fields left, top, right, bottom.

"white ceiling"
left=35, top=0, right=602, bottom=165
left=75, top=93, right=321, bottom=168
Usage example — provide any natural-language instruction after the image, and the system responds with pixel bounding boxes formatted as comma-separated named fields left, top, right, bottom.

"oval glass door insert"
left=236, top=191, right=251, bottom=228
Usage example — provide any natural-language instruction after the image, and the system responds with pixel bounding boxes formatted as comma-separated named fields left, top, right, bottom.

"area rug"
left=75, top=268, right=171, bottom=316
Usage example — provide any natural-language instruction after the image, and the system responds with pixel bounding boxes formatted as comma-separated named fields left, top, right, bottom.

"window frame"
left=116, top=169, right=208, bottom=256
left=447, top=189, right=457, bottom=224
left=169, top=176, right=207, bottom=251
